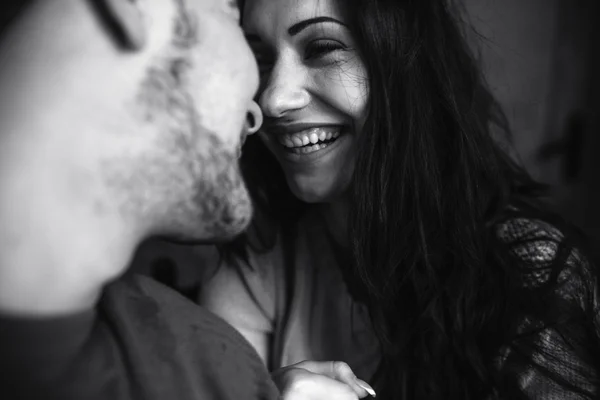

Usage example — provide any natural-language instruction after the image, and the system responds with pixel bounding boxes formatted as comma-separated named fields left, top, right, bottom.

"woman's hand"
left=272, top=360, right=376, bottom=399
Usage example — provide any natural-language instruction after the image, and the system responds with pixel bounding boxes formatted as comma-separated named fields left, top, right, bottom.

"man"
left=0, top=0, right=276, bottom=399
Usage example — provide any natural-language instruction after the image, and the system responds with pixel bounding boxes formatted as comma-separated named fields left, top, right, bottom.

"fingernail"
left=356, top=379, right=376, bottom=397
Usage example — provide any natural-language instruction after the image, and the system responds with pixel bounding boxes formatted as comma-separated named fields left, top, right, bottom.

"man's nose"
left=245, top=101, right=263, bottom=135
left=259, top=60, right=310, bottom=118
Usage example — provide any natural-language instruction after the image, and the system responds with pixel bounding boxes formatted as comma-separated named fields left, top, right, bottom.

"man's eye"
left=305, top=40, right=345, bottom=60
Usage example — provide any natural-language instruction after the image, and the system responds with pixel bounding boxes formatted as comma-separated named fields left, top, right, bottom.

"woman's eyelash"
left=251, top=40, right=345, bottom=73
left=305, top=41, right=344, bottom=59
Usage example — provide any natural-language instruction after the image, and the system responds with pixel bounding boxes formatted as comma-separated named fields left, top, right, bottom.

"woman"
left=198, top=0, right=600, bottom=398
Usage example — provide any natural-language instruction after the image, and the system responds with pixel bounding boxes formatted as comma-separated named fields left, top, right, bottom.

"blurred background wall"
left=464, top=0, right=600, bottom=243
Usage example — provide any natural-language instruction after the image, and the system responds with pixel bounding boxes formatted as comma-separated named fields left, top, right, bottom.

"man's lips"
left=240, top=130, right=249, bottom=147
left=236, top=130, right=249, bottom=158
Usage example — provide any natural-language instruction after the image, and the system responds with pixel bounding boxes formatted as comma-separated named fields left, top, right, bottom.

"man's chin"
left=158, top=194, right=253, bottom=245
left=157, top=222, right=249, bottom=246
left=158, top=235, right=236, bottom=246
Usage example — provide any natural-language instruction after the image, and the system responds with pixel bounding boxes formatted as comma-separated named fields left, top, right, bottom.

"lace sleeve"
left=492, top=218, right=600, bottom=399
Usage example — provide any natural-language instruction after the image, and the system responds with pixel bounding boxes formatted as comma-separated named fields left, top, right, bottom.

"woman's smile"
left=261, top=124, right=351, bottom=165
left=243, top=0, right=367, bottom=203
left=277, top=126, right=341, bottom=152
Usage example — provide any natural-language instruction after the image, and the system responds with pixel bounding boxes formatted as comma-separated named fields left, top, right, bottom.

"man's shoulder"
left=100, top=274, right=279, bottom=399
left=103, top=274, right=264, bottom=353
left=0, top=274, right=279, bottom=400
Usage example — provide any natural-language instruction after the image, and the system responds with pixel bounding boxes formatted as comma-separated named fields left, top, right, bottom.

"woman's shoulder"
left=491, top=216, right=600, bottom=398
left=494, top=216, right=574, bottom=274
left=493, top=215, right=597, bottom=306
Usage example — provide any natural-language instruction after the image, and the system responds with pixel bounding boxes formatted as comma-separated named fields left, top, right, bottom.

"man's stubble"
left=107, top=1, right=253, bottom=242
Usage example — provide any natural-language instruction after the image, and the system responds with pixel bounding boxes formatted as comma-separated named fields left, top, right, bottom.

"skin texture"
left=0, top=0, right=261, bottom=315
left=243, top=0, right=368, bottom=204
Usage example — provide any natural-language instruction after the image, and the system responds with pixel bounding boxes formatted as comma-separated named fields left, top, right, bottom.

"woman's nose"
left=259, top=61, right=310, bottom=118
left=245, top=101, right=263, bottom=135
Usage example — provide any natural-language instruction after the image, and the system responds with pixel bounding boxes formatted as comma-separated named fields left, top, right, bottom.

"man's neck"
left=0, top=143, right=142, bottom=317
left=0, top=20, right=147, bottom=317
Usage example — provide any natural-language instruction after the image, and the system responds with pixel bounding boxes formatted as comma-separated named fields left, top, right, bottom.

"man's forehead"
left=188, top=0, right=241, bottom=20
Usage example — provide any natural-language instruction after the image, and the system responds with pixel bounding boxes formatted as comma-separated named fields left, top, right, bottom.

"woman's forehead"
left=242, top=0, right=343, bottom=32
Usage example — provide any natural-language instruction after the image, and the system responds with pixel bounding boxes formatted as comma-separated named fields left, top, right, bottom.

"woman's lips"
left=261, top=125, right=349, bottom=163
left=276, top=126, right=342, bottom=149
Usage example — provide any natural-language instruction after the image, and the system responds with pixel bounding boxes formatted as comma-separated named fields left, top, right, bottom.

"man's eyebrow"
left=288, top=17, right=347, bottom=36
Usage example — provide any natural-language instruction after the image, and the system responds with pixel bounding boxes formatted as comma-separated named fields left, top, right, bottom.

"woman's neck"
left=318, top=197, right=351, bottom=250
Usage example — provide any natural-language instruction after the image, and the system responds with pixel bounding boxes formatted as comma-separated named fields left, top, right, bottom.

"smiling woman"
left=242, top=0, right=367, bottom=203
left=198, top=0, right=600, bottom=399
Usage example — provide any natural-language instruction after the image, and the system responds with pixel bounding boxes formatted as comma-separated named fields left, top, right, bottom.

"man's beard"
left=165, top=0, right=253, bottom=241
left=125, top=41, right=253, bottom=241
left=144, top=75, right=253, bottom=242
left=184, top=133, right=254, bottom=242
left=129, top=85, right=254, bottom=242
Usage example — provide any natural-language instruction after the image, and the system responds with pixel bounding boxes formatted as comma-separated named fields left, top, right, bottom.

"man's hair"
left=0, top=0, right=137, bottom=50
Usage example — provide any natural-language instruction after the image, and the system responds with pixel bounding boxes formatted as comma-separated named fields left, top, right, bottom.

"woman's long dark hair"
left=226, top=0, right=600, bottom=398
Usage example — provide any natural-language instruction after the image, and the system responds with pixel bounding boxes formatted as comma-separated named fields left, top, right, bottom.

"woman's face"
left=243, top=0, right=368, bottom=203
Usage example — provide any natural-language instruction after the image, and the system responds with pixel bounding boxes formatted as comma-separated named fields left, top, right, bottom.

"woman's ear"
left=95, top=0, right=147, bottom=50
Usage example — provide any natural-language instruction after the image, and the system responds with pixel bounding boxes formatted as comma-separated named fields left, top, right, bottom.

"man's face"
left=124, top=0, right=260, bottom=242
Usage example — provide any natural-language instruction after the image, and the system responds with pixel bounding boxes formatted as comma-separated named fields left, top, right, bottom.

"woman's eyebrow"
left=288, top=16, right=347, bottom=36
left=243, top=16, right=347, bottom=43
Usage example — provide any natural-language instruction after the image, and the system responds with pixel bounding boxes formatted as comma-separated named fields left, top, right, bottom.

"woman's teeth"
left=277, top=127, right=342, bottom=151
left=293, top=142, right=330, bottom=154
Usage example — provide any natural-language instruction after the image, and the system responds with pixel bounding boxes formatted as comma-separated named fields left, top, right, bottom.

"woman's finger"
left=289, top=361, right=375, bottom=398
left=356, top=379, right=376, bottom=397
left=279, top=368, right=360, bottom=400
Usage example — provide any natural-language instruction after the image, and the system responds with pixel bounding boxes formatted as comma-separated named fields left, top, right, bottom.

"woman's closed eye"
left=250, top=39, right=348, bottom=76
left=305, top=40, right=346, bottom=61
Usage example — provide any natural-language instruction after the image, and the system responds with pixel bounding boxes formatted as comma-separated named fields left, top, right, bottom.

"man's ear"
left=92, top=0, right=147, bottom=50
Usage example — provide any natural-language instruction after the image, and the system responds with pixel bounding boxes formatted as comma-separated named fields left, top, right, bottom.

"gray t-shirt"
left=0, top=275, right=280, bottom=400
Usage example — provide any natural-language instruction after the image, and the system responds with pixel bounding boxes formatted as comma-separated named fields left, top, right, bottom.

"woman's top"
left=198, top=209, right=381, bottom=380
left=198, top=210, right=600, bottom=397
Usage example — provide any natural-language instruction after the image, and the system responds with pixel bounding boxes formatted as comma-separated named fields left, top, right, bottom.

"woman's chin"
left=292, top=190, right=329, bottom=204
left=287, top=179, right=348, bottom=204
